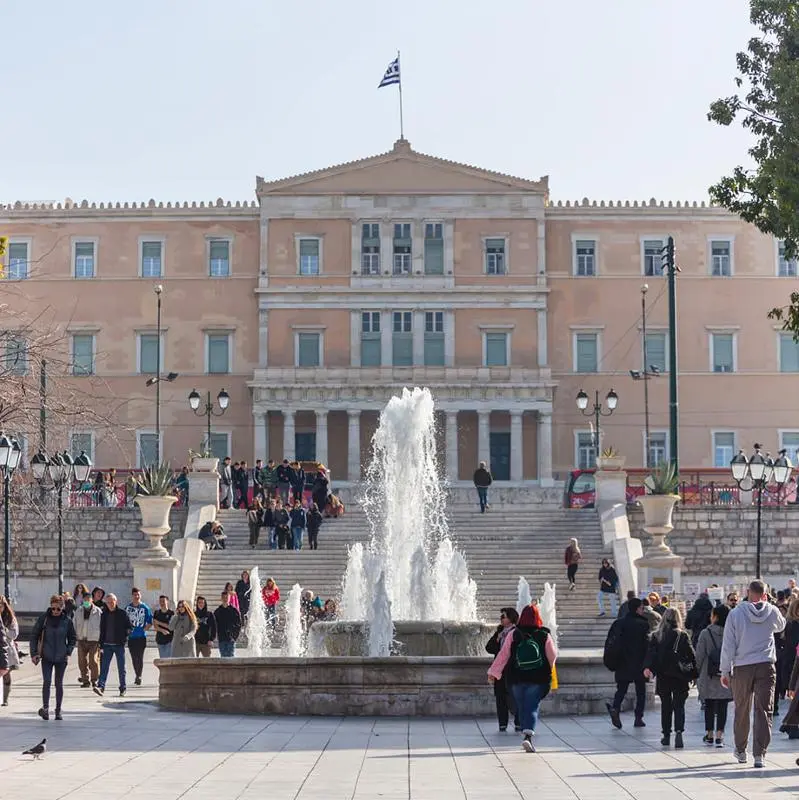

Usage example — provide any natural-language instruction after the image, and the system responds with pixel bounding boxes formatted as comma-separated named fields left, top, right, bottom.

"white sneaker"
left=734, top=750, right=747, bottom=764
left=522, top=734, right=535, bottom=753
left=753, top=756, right=765, bottom=768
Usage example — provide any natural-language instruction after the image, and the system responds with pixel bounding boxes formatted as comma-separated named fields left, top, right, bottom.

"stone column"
left=315, top=410, right=329, bottom=467
left=510, top=410, right=523, bottom=482
left=445, top=410, right=459, bottom=481
left=477, top=410, right=491, bottom=467
left=538, top=411, right=553, bottom=487
left=412, top=310, right=425, bottom=365
left=282, top=409, right=295, bottom=461
left=347, top=410, right=361, bottom=481
left=253, top=412, right=267, bottom=462
left=380, top=310, right=392, bottom=366
left=258, top=308, right=269, bottom=367
left=350, top=311, right=361, bottom=366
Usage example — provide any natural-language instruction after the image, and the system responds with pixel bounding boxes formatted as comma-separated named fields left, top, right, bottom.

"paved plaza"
left=2, top=652, right=799, bottom=799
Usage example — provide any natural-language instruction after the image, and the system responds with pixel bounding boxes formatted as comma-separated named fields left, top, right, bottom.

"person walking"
left=30, top=594, right=77, bottom=720
left=487, top=604, right=558, bottom=753
left=194, top=597, right=217, bottom=657
left=644, top=607, right=697, bottom=748
left=720, top=579, right=786, bottom=767
left=604, top=597, right=651, bottom=729
left=564, top=538, right=582, bottom=592
left=276, top=459, right=292, bottom=506
left=695, top=603, right=733, bottom=747
left=94, top=593, right=132, bottom=697
left=597, top=559, right=619, bottom=617
left=218, top=456, right=234, bottom=509
left=472, top=461, right=492, bottom=513
left=0, top=620, right=9, bottom=706
left=247, top=502, right=263, bottom=549
left=273, top=501, right=291, bottom=550
left=686, top=592, right=714, bottom=647
left=306, top=502, right=323, bottom=550
left=214, top=591, right=242, bottom=658
left=235, top=571, right=252, bottom=620
left=290, top=461, right=306, bottom=505
left=125, top=587, right=152, bottom=687
left=74, top=591, right=102, bottom=688
left=168, top=601, right=198, bottom=658
left=262, top=578, right=280, bottom=628
left=152, top=595, right=174, bottom=659
left=289, top=499, right=307, bottom=550
left=485, top=607, right=521, bottom=732
left=0, top=595, right=20, bottom=705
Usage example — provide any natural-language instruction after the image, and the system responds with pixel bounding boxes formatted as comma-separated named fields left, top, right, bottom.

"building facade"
left=2, top=139, right=798, bottom=483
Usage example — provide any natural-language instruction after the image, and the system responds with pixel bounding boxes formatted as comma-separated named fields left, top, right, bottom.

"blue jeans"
left=597, top=591, right=618, bottom=616
left=269, top=527, right=277, bottom=550
left=157, top=643, right=172, bottom=659
left=292, top=526, right=304, bottom=550
left=218, top=641, right=236, bottom=658
left=476, top=487, right=488, bottom=512
left=511, top=682, right=547, bottom=734
left=98, top=644, right=126, bottom=690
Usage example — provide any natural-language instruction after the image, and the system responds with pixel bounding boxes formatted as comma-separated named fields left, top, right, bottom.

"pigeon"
left=22, top=739, right=46, bottom=759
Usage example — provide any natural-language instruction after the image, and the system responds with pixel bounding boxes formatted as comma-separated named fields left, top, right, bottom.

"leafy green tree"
left=708, top=0, right=799, bottom=333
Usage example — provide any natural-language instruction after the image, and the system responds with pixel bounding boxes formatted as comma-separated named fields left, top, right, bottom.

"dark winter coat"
left=643, top=627, right=696, bottom=695
left=276, top=464, right=292, bottom=484
left=473, top=467, right=492, bottom=488
left=30, top=610, right=77, bottom=664
left=290, top=468, right=306, bottom=491
left=194, top=607, right=217, bottom=645
left=311, top=474, right=329, bottom=506
left=307, top=507, right=323, bottom=534
left=686, top=595, right=714, bottom=646
left=290, top=507, right=307, bottom=528
left=214, top=604, right=242, bottom=643
left=0, top=621, right=9, bottom=670
left=99, top=607, right=132, bottom=647
left=235, top=579, right=252, bottom=617
left=598, top=565, right=618, bottom=593
left=613, top=612, right=651, bottom=683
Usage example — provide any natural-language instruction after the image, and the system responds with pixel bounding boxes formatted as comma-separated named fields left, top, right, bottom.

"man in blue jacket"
left=125, top=588, right=153, bottom=686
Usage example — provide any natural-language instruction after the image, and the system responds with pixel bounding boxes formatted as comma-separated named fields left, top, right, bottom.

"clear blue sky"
left=1, top=0, right=755, bottom=204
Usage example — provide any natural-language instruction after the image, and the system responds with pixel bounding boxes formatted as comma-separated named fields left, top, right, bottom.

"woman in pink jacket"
left=488, top=604, right=557, bottom=753
left=262, top=578, right=280, bottom=627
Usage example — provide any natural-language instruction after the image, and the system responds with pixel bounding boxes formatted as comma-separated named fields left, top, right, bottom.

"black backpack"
left=603, top=619, right=623, bottom=671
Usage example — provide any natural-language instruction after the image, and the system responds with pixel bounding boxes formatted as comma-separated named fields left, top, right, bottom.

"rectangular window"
left=424, top=223, right=444, bottom=275
left=7, top=241, right=28, bottom=280
left=74, top=242, right=95, bottom=279
left=574, top=240, right=596, bottom=276
left=3, top=335, right=27, bottom=375
left=643, top=239, right=663, bottom=276
left=485, top=332, right=508, bottom=367
left=424, top=311, right=445, bottom=366
left=70, top=432, right=94, bottom=461
left=485, top=238, right=506, bottom=275
left=71, top=334, right=94, bottom=376
left=141, top=241, right=163, bottom=277
left=646, top=432, right=667, bottom=469
left=392, top=311, right=413, bottom=365
left=781, top=431, right=799, bottom=465
left=207, top=333, right=230, bottom=374
left=644, top=332, right=666, bottom=373
left=778, top=242, right=798, bottom=277
left=393, top=223, right=412, bottom=274
left=711, top=333, right=735, bottom=373
left=575, top=333, right=598, bottom=373
left=780, top=333, right=799, bottom=372
left=361, top=223, right=380, bottom=275
left=576, top=432, right=597, bottom=470
left=209, top=239, right=230, bottom=277
left=208, top=432, right=230, bottom=460
left=361, top=311, right=381, bottom=367
left=710, top=240, right=732, bottom=276
left=298, top=238, right=320, bottom=275
left=138, top=333, right=160, bottom=374
left=137, top=432, right=159, bottom=468
left=713, top=432, right=735, bottom=468
left=297, top=332, right=321, bottom=367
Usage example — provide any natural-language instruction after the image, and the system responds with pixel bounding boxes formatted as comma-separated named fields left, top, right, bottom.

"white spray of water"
left=284, top=583, right=305, bottom=657
left=246, top=566, right=270, bottom=657
left=516, top=576, right=533, bottom=615
left=340, top=388, right=478, bottom=653
left=539, top=582, right=558, bottom=648
left=369, top=572, right=394, bottom=657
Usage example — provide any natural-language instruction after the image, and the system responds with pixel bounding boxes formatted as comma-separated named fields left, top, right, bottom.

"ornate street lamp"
left=0, top=433, right=22, bottom=599
left=576, top=388, right=619, bottom=455
left=188, top=388, right=229, bottom=455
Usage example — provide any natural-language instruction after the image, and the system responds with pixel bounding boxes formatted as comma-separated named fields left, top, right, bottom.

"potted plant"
left=133, top=463, right=178, bottom=554
left=596, top=446, right=626, bottom=471
left=189, top=445, right=219, bottom=473
left=638, top=461, right=680, bottom=536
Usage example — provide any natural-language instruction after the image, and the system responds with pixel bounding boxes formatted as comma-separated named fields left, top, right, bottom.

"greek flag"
left=378, top=56, right=400, bottom=88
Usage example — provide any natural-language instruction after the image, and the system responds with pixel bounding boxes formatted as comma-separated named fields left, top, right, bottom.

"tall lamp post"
left=730, top=445, right=792, bottom=580
left=0, top=433, right=22, bottom=599
left=576, top=388, right=619, bottom=456
left=630, top=283, right=661, bottom=466
left=31, top=449, right=93, bottom=594
left=188, top=388, right=230, bottom=454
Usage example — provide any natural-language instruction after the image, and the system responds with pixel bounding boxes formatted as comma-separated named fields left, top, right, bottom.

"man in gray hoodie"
left=720, top=579, right=786, bottom=768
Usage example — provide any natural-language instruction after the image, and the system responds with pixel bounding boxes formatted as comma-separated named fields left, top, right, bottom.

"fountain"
left=516, top=577, right=533, bottom=614
left=245, top=567, right=270, bottom=656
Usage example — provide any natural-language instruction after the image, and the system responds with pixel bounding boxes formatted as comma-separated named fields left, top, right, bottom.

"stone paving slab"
left=1, top=652, right=799, bottom=799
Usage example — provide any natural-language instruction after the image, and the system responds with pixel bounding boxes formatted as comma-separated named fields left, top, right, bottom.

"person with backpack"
left=695, top=603, right=733, bottom=747
left=485, top=607, right=520, bottom=732
left=603, top=597, right=651, bottom=729
left=597, top=559, right=619, bottom=617
left=564, top=538, right=581, bottom=591
left=643, top=607, right=697, bottom=748
left=487, top=604, right=557, bottom=753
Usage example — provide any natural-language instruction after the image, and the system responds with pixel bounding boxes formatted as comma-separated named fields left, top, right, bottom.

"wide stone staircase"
left=196, top=506, right=613, bottom=649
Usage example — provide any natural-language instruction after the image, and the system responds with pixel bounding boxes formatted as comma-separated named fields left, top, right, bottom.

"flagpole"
left=397, top=50, right=404, bottom=139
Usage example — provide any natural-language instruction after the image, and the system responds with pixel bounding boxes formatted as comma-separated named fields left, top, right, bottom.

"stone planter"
left=638, top=494, right=679, bottom=557
left=135, top=495, right=178, bottom=557
left=596, top=455, right=626, bottom=471
left=191, top=457, right=219, bottom=473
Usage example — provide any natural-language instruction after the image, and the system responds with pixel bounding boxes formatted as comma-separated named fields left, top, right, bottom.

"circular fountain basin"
left=309, top=620, right=498, bottom=657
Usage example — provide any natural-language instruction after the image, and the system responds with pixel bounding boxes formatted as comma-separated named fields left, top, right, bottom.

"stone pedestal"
left=188, top=470, right=220, bottom=507
left=595, top=468, right=627, bottom=512
left=635, top=494, right=683, bottom=595
left=133, top=554, right=180, bottom=610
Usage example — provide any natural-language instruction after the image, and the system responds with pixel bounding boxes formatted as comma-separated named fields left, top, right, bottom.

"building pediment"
left=256, top=139, right=548, bottom=197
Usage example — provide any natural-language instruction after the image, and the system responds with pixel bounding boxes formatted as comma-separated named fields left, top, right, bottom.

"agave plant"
left=645, top=460, right=680, bottom=495
left=133, top=462, right=176, bottom=497
left=601, top=446, right=619, bottom=458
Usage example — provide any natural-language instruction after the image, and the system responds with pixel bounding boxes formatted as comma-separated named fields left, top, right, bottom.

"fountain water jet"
left=284, top=583, right=305, bottom=657
left=245, top=567, right=270, bottom=657
left=516, top=576, right=533, bottom=615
